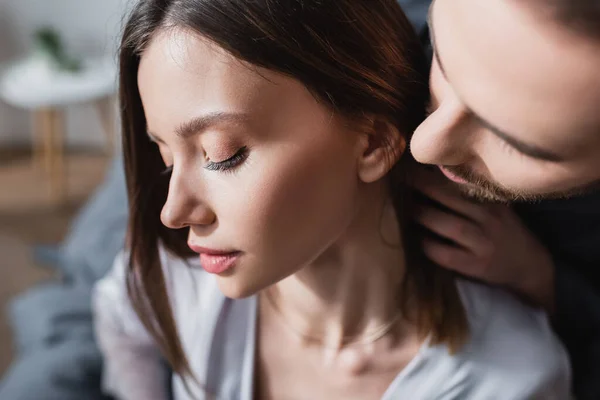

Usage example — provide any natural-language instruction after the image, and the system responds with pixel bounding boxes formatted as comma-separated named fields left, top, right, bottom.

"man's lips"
left=438, top=166, right=470, bottom=185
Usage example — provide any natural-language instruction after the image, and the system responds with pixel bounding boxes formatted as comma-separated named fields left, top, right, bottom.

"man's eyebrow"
left=147, top=111, right=250, bottom=144
left=426, top=1, right=564, bottom=163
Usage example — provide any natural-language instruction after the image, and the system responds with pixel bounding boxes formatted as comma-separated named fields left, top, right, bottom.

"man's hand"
left=413, top=171, right=556, bottom=312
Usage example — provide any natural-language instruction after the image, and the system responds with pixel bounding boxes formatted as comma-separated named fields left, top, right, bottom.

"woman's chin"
left=215, top=275, right=267, bottom=299
left=213, top=260, right=299, bottom=299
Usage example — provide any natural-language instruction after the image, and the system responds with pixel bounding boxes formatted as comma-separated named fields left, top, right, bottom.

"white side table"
left=0, top=56, right=117, bottom=203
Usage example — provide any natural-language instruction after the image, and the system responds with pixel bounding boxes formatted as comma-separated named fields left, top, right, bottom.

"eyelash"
left=160, top=146, right=249, bottom=176
left=499, top=138, right=527, bottom=160
left=205, top=146, right=249, bottom=172
left=160, top=165, right=173, bottom=176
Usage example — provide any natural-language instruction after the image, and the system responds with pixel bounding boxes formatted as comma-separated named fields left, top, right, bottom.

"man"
left=399, top=0, right=600, bottom=398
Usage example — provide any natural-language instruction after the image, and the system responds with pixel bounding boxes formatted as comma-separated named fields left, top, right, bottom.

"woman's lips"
left=198, top=252, right=240, bottom=274
left=188, top=243, right=241, bottom=274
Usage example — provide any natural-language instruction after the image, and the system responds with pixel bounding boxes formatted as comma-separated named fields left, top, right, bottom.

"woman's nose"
left=160, top=167, right=216, bottom=230
left=411, top=95, right=475, bottom=167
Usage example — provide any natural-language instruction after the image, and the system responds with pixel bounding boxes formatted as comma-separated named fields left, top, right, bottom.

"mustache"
left=441, top=165, right=516, bottom=203
left=442, top=165, right=492, bottom=186
left=442, top=165, right=600, bottom=202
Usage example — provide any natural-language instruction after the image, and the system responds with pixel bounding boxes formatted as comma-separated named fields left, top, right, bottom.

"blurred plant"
left=33, top=27, right=82, bottom=72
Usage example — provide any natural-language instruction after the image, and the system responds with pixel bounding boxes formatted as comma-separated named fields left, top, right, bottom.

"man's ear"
left=357, top=119, right=406, bottom=183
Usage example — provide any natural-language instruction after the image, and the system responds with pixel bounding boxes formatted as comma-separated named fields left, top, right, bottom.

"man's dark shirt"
left=517, top=194, right=600, bottom=399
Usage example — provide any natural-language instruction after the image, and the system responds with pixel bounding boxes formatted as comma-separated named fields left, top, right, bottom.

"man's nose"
left=410, top=96, right=475, bottom=166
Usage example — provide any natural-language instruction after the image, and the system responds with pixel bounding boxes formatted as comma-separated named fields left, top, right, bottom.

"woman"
left=93, top=0, right=571, bottom=399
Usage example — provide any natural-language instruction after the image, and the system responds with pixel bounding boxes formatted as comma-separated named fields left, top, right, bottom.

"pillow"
left=8, top=283, right=94, bottom=354
left=59, top=156, right=128, bottom=285
left=0, top=336, right=112, bottom=400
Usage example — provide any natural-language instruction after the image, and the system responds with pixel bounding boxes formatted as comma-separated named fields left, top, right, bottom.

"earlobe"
left=357, top=120, right=406, bottom=183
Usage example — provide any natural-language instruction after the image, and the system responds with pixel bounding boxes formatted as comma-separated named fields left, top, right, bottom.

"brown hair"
left=119, top=0, right=468, bottom=385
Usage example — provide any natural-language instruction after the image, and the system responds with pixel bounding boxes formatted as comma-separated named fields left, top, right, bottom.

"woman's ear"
left=357, top=119, right=406, bottom=183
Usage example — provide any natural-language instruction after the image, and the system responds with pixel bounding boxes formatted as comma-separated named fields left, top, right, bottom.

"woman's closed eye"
left=160, top=146, right=249, bottom=176
left=205, top=146, right=249, bottom=172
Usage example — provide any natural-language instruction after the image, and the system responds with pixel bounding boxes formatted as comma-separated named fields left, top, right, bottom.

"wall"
left=0, top=0, right=134, bottom=148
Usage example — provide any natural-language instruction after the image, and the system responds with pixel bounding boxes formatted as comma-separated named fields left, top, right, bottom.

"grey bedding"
left=0, top=156, right=127, bottom=400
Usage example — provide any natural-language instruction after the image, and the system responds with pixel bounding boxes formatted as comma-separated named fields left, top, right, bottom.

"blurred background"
left=0, top=1, right=134, bottom=397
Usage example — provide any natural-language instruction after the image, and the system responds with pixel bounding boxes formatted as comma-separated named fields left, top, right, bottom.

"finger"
left=422, top=238, right=479, bottom=277
left=415, top=206, right=486, bottom=251
left=414, top=178, right=489, bottom=225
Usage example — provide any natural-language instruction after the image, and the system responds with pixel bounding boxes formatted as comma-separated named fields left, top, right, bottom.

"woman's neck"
left=263, top=186, right=407, bottom=351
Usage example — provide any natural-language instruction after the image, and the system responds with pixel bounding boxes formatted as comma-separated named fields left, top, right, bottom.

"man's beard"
left=442, top=165, right=600, bottom=203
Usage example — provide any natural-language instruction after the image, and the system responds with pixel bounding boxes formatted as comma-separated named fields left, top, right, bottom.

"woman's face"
left=138, top=29, right=369, bottom=298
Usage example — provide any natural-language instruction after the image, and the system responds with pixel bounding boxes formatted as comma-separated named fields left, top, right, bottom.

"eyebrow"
left=426, top=3, right=564, bottom=163
left=147, top=111, right=250, bottom=144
